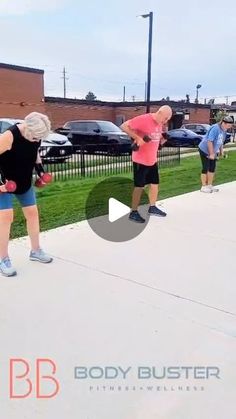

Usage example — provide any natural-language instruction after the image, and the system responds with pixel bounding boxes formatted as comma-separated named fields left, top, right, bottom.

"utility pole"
left=123, top=86, right=126, bottom=102
left=61, top=66, right=69, bottom=98
left=146, top=12, right=153, bottom=113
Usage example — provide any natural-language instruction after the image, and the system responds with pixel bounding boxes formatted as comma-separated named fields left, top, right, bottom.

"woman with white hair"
left=0, top=112, right=53, bottom=277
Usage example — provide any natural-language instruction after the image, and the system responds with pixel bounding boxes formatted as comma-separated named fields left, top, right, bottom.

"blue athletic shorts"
left=0, top=186, right=36, bottom=210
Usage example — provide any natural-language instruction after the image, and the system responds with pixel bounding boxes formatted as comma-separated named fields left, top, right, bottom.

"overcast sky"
left=1, top=0, right=236, bottom=103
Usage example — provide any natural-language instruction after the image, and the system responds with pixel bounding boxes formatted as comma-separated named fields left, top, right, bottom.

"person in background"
left=198, top=115, right=234, bottom=193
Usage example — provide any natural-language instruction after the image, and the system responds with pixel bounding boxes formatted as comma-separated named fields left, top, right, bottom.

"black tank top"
left=0, top=124, right=40, bottom=194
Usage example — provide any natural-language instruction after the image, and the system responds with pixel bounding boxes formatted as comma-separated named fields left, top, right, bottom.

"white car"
left=0, top=118, right=72, bottom=162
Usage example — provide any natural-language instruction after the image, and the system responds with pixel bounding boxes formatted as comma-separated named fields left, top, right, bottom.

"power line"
left=199, top=94, right=236, bottom=100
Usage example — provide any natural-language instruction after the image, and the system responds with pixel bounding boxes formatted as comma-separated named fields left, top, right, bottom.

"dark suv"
left=56, top=120, right=131, bottom=154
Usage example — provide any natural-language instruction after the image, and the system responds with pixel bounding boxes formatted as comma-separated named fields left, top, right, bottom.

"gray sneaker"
left=0, top=257, right=17, bottom=277
left=148, top=205, right=167, bottom=217
left=30, top=248, right=53, bottom=264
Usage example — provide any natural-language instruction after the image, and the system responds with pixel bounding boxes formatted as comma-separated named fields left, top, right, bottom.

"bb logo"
left=9, top=358, right=60, bottom=399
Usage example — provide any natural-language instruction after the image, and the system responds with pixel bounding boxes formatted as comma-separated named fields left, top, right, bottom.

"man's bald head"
left=154, top=105, right=173, bottom=124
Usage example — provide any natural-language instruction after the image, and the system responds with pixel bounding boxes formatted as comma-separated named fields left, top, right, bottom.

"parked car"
left=0, top=118, right=73, bottom=162
left=56, top=120, right=131, bottom=154
left=39, top=132, right=73, bottom=162
left=182, top=123, right=231, bottom=144
left=164, top=128, right=202, bottom=147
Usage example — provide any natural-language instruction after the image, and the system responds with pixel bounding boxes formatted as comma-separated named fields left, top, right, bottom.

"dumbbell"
left=34, top=163, right=53, bottom=188
left=159, top=132, right=168, bottom=150
left=35, top=176, right=52, bottom=188
left=132, top=135, right=152, bottom=151
left=0, top=180, right=17, bottom=193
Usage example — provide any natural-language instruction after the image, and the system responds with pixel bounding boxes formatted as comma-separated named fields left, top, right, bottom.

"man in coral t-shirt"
left=121, top=105, right=172, bottom=223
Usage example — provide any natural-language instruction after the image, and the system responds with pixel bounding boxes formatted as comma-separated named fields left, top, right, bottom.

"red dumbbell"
left=6, top=180, right=17, bottom=192
left=35, top=173, right=52, bottom=188
left=41, top=173, right=53, bottom=184
left=0, top=180, right=17, bottom=193
left=34, top=163, right=53, bottom=188
left=35, top=178, right=45, bottom=188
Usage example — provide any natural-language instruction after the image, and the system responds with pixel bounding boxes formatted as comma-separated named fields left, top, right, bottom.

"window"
left=86, top=122, right=99, bottom=132
left=64, top=122, right=87, bottom=131
left=71, top=122, right=85, bottom=131
left=185, top=124, right=196, bottom=130
left=201, top=124, right=210, bottom=130
left=0, top=121, right=11, bottom=133
left=196, top=125, right=204, bottom=131
left=97, top=121, right=122, bottom=133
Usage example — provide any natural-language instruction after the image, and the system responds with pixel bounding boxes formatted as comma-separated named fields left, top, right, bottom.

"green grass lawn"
left=11, top=151, right=236, bottom=238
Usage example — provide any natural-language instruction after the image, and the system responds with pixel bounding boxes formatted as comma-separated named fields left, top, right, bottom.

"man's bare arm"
left=120, top=121, right=145, bottom=146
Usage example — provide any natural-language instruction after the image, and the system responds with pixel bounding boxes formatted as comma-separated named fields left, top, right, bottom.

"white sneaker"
left=209, top=185, right=219, bottom=192
left=0, top=257, right=17, bottom=277
left=200, top=186, right=213, bottom=193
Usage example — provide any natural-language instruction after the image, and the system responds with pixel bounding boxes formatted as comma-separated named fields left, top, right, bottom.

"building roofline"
left=45, top=96, right=210, bottom=109
left=45, top=96, right=114, bottom=106
left=0, top=62, right=44, bottom=74
left=211, top=104, right=236, bottom=110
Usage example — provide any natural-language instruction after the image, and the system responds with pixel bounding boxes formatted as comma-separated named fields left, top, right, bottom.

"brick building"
left=0, top=63, right=211, bottom=129
left=0, top=63, right=45, bottom=118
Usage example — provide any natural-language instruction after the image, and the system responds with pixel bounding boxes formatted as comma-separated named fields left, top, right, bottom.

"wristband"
left=0, top=168, right=6, bottom=186
left=35, top=163, right=45, bottom=177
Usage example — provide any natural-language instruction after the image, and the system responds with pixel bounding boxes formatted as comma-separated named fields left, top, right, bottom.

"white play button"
left=108, top=198, right=130, bottom=223
left=86, top=177, right=148, bottom=242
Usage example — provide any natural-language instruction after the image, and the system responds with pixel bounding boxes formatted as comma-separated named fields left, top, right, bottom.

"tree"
left=186, top=94, right=190, bottom=103
left=85, top=91, right=97, bottom=101
left=215, top=110, right=227, bottom=122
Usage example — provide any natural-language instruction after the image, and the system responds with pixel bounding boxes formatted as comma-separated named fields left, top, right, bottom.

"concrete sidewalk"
left=1, top=182, right=236, bottom=419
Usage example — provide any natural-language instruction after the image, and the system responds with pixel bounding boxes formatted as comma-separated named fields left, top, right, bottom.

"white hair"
left=24, top=112, right=51, bottom=141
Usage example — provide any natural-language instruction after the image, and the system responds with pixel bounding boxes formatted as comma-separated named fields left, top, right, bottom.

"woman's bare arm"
left=0, top=131, right=14, bottom=154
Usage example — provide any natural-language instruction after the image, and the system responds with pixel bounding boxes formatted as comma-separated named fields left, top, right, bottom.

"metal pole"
left=146, top=11, right=153, bottom=113
left=63, top=67, right=66, bottom=99
left=123, top=86, right=126, bottom=102
left=144, top=81, right=147, bottom=101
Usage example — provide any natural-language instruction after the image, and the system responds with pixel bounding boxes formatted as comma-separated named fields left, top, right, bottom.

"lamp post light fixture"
left=137, top=11, right=153, bottom=113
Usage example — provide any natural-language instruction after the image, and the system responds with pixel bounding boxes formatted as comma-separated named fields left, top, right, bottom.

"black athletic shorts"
left=133, top=162, right=159, bottom=187
left=199, top=148, right=216, bottom=174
